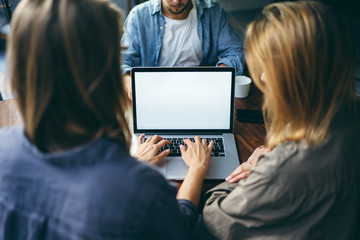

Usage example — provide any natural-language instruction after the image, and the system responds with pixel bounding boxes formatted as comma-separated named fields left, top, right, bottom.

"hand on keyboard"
left=133, top=134, right=171, bottom=165
left=180, top=136, right=214, bottom=176
left=158, top=137, right=225, bottom=157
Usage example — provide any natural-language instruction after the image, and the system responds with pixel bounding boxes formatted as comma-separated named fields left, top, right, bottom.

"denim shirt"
left=0, top=127, right=198, bottom=240
left=121, top=0, right=245, bottom=75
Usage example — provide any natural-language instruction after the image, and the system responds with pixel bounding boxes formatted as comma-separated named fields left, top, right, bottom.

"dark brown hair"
left=9, top=0, right=131, bottom=152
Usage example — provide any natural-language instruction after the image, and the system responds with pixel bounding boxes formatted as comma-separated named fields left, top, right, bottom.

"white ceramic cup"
left=234, top=75, right=252, bottom=98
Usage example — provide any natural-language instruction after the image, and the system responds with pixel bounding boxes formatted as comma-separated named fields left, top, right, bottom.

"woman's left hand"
left=133, top=134, right=171, bottom=165
left=225, top=145, right=272, bottom=183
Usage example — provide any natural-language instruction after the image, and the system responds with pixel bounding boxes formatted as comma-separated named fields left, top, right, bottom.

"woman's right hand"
left=180, top=136, right=214, bottom=177
left=176, top=136, right=214, bottom=206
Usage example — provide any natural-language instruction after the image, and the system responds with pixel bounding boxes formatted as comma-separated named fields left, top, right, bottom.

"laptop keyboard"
left=143, top=137, right=225, bottom=157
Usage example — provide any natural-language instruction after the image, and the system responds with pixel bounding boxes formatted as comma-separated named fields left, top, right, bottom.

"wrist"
left=187, top=167, right=207, bottom=181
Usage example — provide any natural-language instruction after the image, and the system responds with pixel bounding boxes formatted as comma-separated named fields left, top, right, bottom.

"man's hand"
left=133, top=134, right=171, bottom=165
left=123, top=74, right=132, bottom=101
left=225, top=145, right=272, bottom=183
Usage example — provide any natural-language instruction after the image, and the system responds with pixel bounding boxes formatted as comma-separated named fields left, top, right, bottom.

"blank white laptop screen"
left=134, top=70, right=232, bottom=130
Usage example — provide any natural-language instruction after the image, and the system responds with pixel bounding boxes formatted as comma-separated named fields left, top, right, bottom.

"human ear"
left=260, top=72, right=266, bottom=82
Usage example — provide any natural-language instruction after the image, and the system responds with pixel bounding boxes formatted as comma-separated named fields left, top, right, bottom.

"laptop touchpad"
left=166, top=160, right=189, bottom=179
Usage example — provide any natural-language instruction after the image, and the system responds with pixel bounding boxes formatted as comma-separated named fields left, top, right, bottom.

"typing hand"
left=133, top=134, right=171, bottom=165
left=225, top=145, right=272, bottom=183
left=180, top=136, right=214, bottom=177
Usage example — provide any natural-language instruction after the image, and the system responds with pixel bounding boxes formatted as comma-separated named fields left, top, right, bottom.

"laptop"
left=131, top=67, right=240, bottom=180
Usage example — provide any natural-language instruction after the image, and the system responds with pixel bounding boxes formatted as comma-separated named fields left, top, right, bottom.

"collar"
left=151, top=0, right=215, bottom=15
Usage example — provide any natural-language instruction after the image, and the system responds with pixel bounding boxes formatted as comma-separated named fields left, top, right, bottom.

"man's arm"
left=215, top=4, right=245, bottom=75
left=121, top=9, right=142, bottom=75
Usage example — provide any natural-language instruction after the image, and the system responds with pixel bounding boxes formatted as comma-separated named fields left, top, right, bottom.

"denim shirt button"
left=160, top=26, right=163, bottom=30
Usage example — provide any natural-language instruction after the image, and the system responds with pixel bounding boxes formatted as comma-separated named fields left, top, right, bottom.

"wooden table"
left=0, top=85, right=266, bottom=163
left=234, top=84, right=266, bottom=163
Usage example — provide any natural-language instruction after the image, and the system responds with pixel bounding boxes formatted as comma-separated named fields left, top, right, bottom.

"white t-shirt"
left=159, top=1, right=202, bottom=66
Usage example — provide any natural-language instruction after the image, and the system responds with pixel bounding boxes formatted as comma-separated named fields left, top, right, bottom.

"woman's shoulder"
left=253, top=122, right=359, bottom=195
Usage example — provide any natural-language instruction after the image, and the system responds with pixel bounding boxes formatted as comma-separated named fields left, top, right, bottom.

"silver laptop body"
left=131, top=67, right=240, bottom=180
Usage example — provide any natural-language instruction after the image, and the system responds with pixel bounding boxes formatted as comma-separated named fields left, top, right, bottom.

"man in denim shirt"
left=121, top=0, right=245, bottom=99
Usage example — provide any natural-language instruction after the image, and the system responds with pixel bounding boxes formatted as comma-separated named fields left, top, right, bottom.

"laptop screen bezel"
left=131, top=67, right=235, bottom=135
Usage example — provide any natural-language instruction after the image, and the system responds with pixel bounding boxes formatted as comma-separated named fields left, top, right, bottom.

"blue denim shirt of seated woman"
left=0, top=127, right=197, bottom=239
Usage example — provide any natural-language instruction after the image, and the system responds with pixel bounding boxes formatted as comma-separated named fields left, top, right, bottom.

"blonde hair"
left=8, top=0, right=131, bottom=152
left=245, top=1, right=357, bottom=147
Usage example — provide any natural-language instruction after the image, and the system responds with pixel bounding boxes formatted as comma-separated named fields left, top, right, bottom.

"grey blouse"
left=201, top=117, right=360, bottom=239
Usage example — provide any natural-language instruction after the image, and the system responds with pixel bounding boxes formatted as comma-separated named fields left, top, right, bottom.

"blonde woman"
left=197, top=1, right=360, bottom=239
left=0, top=0, right=213, bottom=239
